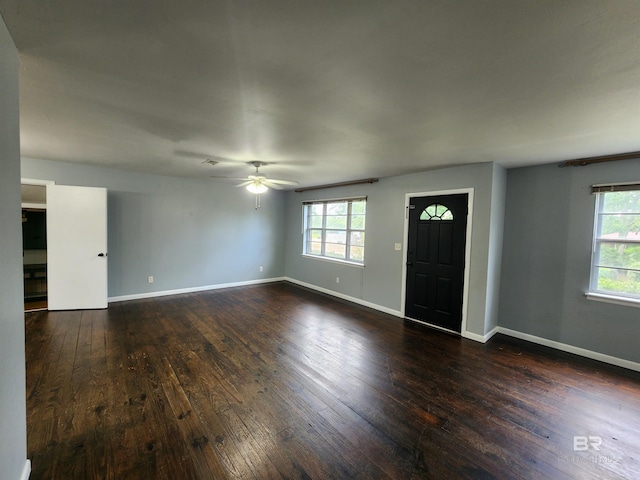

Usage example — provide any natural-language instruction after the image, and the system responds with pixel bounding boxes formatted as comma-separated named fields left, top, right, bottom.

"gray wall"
left=283, top=162, right=507, bottom=338
left=0, top=14, right=28, bottom=480
left=499, top=159, right=640, bottom=363
left=21, top=158, right=287, bottom=298
left=484, top=163, right=507, bottom=334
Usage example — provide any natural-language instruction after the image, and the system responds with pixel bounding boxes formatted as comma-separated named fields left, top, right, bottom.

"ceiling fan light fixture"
left=246, top=181, right=268, bottom=194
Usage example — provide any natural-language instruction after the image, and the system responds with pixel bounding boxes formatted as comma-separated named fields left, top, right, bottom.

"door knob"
left=406, top=261, right=413, bottom=266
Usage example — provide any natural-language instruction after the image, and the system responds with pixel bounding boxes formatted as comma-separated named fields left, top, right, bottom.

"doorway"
left=22, top=208, right=47, bottom=311
left=404, top=193, right=469, bottom=333
left=20, top=180, right=109, bottom=311
left=21, top=180, right=53, bottom=312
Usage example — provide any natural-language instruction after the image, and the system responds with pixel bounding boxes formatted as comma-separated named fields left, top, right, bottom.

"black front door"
left=405, top=194, right=468, bottom=332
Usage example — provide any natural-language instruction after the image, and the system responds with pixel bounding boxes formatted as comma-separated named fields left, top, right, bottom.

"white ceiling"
left=2, top=0, right=640, bottom=187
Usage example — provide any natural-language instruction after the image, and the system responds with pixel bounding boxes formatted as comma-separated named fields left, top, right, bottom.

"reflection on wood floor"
left=25, top=282, right=640, bottom=479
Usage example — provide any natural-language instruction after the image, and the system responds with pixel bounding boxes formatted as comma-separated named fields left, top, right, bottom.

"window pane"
left=597, top=242, right=640, bottom=269
left=326, top=215, right=347, bottom=229
left=599, top=214, right=640, bottom=239
left=349, top=246, right=364, bottom=262
left=310, top=230, right=322, bottom=242
left=421, top=203, right=453, bottom=221
left=596, top=266, right=640, bottom=296
left=352, top=201, right=366, bottom=215
left=310, top=215, right=323, bottom=228
left=325, top=243, right=346, bottom=259
left=351, top=214, right=366, bottom=229
left=326, top=230, right=346, bottom=245
left=307, top=241, right=322, bottom=255
left=350, top=231, right=365, bottom=247
left=602, top=191, right=640, bottom=214
left=327, top=202, right=348, bottom=215
left=311, top=204, right=324, bottom=215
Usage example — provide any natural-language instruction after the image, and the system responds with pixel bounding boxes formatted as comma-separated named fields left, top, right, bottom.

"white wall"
left=0, top=13, right=29, bottom=480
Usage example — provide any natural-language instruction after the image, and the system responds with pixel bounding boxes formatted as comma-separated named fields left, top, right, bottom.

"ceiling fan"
left=211, top=161, right=298, bottom=194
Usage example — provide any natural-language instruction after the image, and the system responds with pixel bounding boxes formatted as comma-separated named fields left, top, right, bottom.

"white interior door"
left=47, top=185, right=108, bottom=310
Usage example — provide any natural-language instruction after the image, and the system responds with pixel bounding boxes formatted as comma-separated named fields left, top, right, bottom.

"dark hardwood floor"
left=25, top=298, right=47, bottom=312
left=25, top=282, right=640, bottom=479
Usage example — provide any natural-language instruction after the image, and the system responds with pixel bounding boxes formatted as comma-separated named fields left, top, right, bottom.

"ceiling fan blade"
left=266, top=178, right=298, bottom=185
left=212, top=163, right=295, bottom=193
left=261, top=180, right=284, bottom=190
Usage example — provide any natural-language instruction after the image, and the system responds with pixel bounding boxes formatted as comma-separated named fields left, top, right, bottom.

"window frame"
left=302, top=197, right=366, bottom=265
left=587, top=185, right=640, bottom=307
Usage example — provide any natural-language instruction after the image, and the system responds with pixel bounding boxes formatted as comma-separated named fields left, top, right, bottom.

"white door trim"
left=401, top=188, right=474, bottom=337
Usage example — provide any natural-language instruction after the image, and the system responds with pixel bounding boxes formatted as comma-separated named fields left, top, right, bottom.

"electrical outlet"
left=394, top=242, right=402, bottom=251
left=259, top=266, right=264, bottom=272
left=336, top=277, right=340, bottom=284
left=147, top=276, right=154, bottom=284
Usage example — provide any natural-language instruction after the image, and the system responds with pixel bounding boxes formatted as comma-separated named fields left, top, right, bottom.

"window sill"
left=585, top=292, right=640, bottom=309
left=301, top=254, right=365, bottom=268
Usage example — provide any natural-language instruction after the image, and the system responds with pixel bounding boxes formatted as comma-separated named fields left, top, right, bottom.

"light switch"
left=394, top=243, right=402, bottom=251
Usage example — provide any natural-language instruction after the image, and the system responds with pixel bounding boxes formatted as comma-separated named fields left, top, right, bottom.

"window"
left=303, top=197, right=366, bottom=264
left=590, top=185, right=640, bottom=300
left=420, top=204, right=453, bottom=220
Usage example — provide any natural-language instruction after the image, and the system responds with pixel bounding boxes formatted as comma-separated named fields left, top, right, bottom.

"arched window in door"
left=420, top=204, right=453, bottom=221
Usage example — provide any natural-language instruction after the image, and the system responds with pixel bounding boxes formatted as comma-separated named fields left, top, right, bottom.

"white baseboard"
left=284, top=277, right=404, bottom=317
left=20, top=460, right=31, bottom=480
left=108, top=277, right=286, bottom=303
left=496, top=327, right=640, bottom=373
left=463, top=325, right=499, bottom=343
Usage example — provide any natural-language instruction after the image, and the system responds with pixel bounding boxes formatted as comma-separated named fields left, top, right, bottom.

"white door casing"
left=401, top=188, right=474, bottom=338
left=47, top=185, right=108, bottom=310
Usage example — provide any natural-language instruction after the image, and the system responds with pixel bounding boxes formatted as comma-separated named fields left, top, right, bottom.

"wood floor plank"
left=156, top=355, right=232, bottom=479
left=25, top=282, right=640, bottom=479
